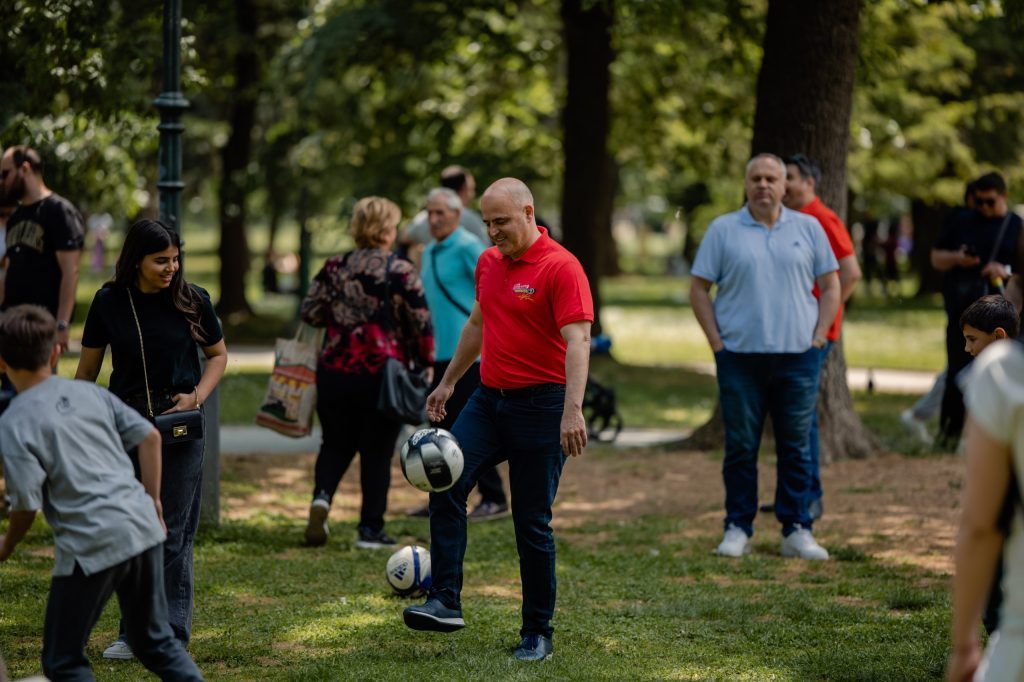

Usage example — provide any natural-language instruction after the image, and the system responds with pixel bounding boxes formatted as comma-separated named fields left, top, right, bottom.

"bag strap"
left=126, top=288, right=155, bottom=419
left=428, top=247, right=471, bottom=317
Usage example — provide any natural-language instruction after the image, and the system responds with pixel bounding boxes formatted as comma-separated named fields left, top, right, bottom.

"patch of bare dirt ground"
left=219, top=446, right=963, bottom=575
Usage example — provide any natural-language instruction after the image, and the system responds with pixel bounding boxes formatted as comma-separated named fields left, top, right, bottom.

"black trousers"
left=314, top=370, right=402, bottom=532
left=939, top=316, right=974, bottom=445
left=42, top=544, right=203, bottom=682
left=431, top=360, right=506, bottom=506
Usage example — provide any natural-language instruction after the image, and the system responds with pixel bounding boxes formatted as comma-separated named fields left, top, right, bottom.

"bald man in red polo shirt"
left=403, top=178, right=594, bottom=662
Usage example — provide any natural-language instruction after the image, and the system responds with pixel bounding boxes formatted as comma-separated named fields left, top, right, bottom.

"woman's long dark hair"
left=110, top=219, right=207, bottom=343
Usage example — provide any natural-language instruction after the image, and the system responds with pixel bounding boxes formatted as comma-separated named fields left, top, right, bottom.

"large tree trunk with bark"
left=561, top=0, right=617, bottom=333
left=216, top=0, right=259, bottom=319
left=686, top=0, right=876, bottom=461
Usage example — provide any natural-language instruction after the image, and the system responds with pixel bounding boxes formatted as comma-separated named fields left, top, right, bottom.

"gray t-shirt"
left=0, top=376, right=164, bottom=576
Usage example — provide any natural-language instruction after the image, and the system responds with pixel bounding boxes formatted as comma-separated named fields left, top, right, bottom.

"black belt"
left=487, top=383, right=565, bottom=398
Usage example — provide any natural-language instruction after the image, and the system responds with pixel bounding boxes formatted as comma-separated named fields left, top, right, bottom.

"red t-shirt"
left=476, top=227, right=594, bottom=388
left=801, top=197, right=855, bottom=341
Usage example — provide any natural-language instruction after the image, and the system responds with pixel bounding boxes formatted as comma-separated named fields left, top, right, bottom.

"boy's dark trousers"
left=42, top=543, right=203, bottom=682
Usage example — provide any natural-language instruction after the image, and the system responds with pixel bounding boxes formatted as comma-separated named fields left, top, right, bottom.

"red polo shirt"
left=801, top=197, right=855, bottom=341
left=476, top=227, right=594, bottom=389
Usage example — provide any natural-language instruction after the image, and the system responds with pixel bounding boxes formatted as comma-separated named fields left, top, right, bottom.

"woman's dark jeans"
left=125, top=411, right=206, bottom=645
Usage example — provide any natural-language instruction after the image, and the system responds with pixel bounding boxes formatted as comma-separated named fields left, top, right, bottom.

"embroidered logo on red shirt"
left=512, top=282, right=536, bottom=301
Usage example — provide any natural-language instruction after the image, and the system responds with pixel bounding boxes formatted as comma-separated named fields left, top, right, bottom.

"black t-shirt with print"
left=3, top=193, right=85, bottom=315
left=81, top=284, right=224, bottom=405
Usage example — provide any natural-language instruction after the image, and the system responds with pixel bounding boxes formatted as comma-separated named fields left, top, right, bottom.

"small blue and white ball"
left=386, top=545, right=431, bottom=596
left=400, top=428, right=464, bottom=493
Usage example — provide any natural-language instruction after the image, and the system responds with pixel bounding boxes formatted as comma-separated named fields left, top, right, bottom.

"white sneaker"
left=715, top=524, right=751, bottom=557
left=304, top=497, right=330, bottom=547
left=781, top=525, right=829, bottom=560
left=102, top=638, right=134, bottom=660
left=900, top=409, right=931, bottom=444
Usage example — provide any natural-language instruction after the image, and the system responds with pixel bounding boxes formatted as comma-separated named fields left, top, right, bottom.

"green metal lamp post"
left=155, top=0, right=221, bottom=525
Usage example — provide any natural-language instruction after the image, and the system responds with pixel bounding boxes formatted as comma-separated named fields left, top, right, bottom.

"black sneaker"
left=468, top=501, right=510, bottom=522
left=356, top=526, right=397, bottom=549
left=403, top=598, right=465, bottom=632
left=513, top=634, right=553, bottom=661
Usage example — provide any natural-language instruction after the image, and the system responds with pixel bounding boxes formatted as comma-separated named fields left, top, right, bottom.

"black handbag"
left=127, top=289, right=204, bottom=443
left=376, top=254, right=429, bottom=424
left=377, top=357, right=430, bottom=424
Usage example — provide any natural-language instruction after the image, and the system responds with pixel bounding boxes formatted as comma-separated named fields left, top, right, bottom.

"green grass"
left=599, top=276, right=947, bottom=372
left=0, top=495, right=950, bottom=681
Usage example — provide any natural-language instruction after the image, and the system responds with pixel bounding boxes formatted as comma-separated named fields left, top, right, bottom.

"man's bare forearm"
left=690, top=279, right=723, bottom=351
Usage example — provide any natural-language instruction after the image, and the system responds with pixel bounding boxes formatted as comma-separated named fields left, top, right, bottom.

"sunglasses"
left=975, top=197, right=999, bottom=208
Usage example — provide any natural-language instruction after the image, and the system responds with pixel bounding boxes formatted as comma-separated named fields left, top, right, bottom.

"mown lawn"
left=1, top=500, right=949, bottom=681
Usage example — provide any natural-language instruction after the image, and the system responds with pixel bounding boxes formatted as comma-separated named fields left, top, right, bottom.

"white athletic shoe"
left=715, top=524, right=751, bottom=557
left=304, top=497, right=330, bottom=547
left=900, top=409, right=931, bottom=445
left=102, top=638, right=134, bottom=660
left=781, top=525, right=829, bottom=560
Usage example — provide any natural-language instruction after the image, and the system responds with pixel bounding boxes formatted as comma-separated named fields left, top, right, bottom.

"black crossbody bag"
left=127, top=289, right=204, bottom=442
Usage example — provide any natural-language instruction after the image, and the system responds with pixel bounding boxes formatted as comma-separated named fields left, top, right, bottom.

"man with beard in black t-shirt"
left=0, top=146, right=84, bottom=354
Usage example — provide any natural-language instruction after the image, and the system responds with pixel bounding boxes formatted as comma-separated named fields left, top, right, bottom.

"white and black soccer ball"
left=386, top=545, right=431, bottom=596
left=400, top=428, right=464, bottom=493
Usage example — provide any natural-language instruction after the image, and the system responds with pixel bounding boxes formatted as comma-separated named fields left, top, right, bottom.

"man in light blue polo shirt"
left=418, top=188, right=509, bottom=520
left=690, top=153, right=840, bottom=561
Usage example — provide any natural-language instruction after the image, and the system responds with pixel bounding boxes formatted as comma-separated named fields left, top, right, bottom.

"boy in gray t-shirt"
left=0, top=305, right=202, bottom=681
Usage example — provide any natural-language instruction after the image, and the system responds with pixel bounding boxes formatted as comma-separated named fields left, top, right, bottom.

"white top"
left=965, top=340, right=1024, bottom=631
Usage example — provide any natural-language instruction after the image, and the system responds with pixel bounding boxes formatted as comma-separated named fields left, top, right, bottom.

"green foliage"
left=850, top=0, right=1024, bottom=210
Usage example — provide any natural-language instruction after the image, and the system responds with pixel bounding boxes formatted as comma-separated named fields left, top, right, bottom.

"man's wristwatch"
left=56, top=320, right=69, bottom=332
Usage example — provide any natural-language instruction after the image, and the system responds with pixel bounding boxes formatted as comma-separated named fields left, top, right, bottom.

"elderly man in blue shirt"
left=690, top=153, right=840, bottom=561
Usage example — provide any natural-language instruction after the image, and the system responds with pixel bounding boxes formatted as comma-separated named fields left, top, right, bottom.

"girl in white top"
left=948, top=339, right=1024, bottom=681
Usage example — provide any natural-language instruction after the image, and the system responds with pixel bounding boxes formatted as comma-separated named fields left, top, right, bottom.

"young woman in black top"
left=75, top=219, right=228, bottom=657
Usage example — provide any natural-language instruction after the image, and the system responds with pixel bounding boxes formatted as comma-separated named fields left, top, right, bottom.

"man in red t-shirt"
left=783, top=154, right=862, bottom=520
left=403, top=178, right=594, bottom=662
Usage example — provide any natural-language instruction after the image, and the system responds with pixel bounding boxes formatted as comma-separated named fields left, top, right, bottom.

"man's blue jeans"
left=715, top=348, right=822, bottom=537
left=428, top=385, right=566, bottom=639
left=807, top=341, right=832, bottom=504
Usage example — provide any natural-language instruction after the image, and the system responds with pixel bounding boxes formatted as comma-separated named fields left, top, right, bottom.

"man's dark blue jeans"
left=428, top=384, right=566, bottom=639
left=715, top=348, right=822, bottom=537
left=807, top=341, right=833, bottom=505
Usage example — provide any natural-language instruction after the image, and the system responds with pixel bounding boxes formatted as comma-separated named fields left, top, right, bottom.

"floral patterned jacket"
left=300, top=248, right=434, bottom=373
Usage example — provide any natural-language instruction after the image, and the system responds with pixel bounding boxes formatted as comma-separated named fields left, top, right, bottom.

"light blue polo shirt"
left=422, top=227, right=486, bottom=361
left=691, top=205, right=838, bottom=353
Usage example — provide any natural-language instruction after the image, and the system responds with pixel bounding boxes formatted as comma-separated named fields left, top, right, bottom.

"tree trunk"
left=216, top=0, right=259, bottom=319
left=686, top=0, right=876, bottom=460
left=561, top=0, right=616, bottom=333
left=910, top=199, right=948, bottom=296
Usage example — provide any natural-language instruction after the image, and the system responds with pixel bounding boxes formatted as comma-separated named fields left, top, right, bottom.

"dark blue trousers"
left=715, top=349, right=822, bottom=537
left=43, top=544, right=203, bottom=681
left=807, top=342, right=832, bottom=504
left=428, top=385, right=566, bottom=639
